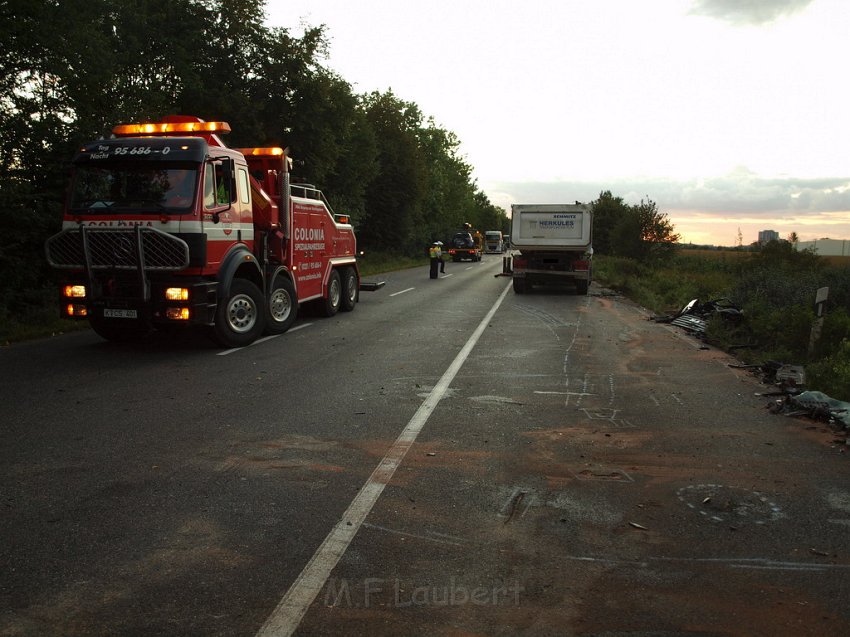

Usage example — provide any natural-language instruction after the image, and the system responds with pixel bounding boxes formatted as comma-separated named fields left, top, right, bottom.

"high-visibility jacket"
left=429, top=246, right=441, bottom=259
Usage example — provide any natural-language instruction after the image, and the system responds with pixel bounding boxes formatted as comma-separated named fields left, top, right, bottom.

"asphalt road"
left=2, top=254, right=849, bottom=637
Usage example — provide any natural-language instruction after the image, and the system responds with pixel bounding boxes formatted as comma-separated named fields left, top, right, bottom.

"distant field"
left=678, top=248, right=752, bottom=260
left=678, top=248, right=850, bottom=266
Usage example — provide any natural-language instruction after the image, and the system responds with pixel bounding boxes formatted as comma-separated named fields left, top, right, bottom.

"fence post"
left=808, top=286, right=829, bottom=355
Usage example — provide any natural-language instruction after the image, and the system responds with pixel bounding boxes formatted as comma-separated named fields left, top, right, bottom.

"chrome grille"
left=46, top=227, right=190, bottom=271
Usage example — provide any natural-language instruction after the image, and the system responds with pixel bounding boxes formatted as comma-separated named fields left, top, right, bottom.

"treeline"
left=590, top=190, right=679, bottom=261
left=0, top=0, right=506, bottom=323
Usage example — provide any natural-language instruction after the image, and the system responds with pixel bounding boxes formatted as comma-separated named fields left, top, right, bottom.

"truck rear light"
left=512, top=256, right=527, bottom=268
left=63, top=285, right=86, bottom=298
left=65, top=303, right=87, bottom=317
left=574, top=260, right=590, bottom=271
left=165, top=287, right=190, bottom=301
left=165, top=307, right=190, bottom=321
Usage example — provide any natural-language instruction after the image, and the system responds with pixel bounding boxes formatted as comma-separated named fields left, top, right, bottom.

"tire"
left=319, top=269, right=341, bottom=317
left=266, top=274, right=298, bottom=334
left=513, top=278, right=526, bottom=294
left=340, top=267, right=359, bottom=312
left=211, top=278, right=265, bottom=347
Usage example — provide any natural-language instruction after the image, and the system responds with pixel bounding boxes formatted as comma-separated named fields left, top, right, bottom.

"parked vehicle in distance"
left=484, top=230, right=504, bottom=253
left=447, top=231, right=482, bottom=262
left=509, top=203, right=593, bottom=295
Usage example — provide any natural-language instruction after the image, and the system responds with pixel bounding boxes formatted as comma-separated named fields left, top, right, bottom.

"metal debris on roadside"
left=628, top=522, right=648, bottom=530
left=766, top=389, right=850, bottom=430
left=731, top=360, right=807, bottom=393
left=652, top=298, right=744, bottom=337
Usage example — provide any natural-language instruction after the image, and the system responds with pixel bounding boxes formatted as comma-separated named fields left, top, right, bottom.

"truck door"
left=291, top=199, right=326, bottom=302
left=201, top=159, right=253, bottom=269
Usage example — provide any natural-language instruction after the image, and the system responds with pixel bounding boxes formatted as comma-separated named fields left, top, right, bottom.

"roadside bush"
left=744, top=300, right=814, bottom=361
left=594, top=255, right=735, bottom=315
left=806, top=338, right=850, bottom=401
left=596, top=247, right=849, bottom=398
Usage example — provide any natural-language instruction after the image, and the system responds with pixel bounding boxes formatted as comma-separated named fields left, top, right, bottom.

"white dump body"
left=510, top=203, right=592, bottom=251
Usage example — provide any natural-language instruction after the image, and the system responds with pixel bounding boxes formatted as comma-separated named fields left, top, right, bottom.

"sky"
left=265, top=0, right=850, bottom=246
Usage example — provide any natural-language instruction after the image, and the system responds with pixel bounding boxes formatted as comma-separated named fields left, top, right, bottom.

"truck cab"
left=484, top=230, right=504, bottom=253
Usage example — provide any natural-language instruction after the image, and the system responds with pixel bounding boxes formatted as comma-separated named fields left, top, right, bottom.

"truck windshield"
left=69, top=165, right=198, bottom=213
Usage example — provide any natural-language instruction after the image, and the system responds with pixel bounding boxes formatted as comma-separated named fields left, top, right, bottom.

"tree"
left=630, top=196, right=680, bottom=260
left=591, top=192, right=679, bottom=260
left=360, top=91, right=426, bottom=252
left=590, top=190, right=629, bottom=255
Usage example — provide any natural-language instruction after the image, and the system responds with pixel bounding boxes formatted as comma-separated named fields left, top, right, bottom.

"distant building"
left=758, top=229, right=779, bottom=244
left=795, top=238, right=850, bottom=256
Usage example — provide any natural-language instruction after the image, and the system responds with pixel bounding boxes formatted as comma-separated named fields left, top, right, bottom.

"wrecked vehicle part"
left=655, top=298, right=744, bottom=337
left=789, top=391, right=850, bottom=428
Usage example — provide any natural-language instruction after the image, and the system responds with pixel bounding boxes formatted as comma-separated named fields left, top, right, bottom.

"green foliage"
left=593, top=254, right=731, bottom=315
left=0, top=0, right=505, bottom=336
left=590, top=192, right=679, bottom=261
left=594, top=250, right=850, bottom=398
left=806, top=339, right=850, bottom=401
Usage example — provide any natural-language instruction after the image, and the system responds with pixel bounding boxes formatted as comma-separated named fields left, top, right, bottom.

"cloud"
left=688, top=0, right=815, bottom=25
left=485, top=169, right=850, bottom=218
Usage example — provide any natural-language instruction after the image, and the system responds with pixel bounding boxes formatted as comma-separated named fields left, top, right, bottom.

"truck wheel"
left=266, top=274, right=298, bottom=334
left=320, top=269, right=341, bottom=317
left=513, top=278, right=526, bottom=294
left=340, top=267, right=359, bottom=312
left=575, top=280, right=589, bottom=295
left=212, top=278, right=265, bottom=347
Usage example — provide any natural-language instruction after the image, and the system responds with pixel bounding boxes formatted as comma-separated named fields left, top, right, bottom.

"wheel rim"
left=345, top=273, right=357, bottom=304
left=329, top=277, right=341, bottom=308
left=227, top=293, right=257, bottom=333
left=270, top=288, right=292, bottom=323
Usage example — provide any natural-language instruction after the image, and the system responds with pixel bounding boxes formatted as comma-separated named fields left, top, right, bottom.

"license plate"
left=103, top=308, right=138, bottom=319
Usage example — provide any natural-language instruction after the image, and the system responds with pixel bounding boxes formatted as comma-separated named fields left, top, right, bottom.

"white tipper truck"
left=509, top=203, right=593, bottom=295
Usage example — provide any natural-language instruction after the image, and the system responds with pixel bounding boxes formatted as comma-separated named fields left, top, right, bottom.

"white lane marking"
left=255, top=281, right=513, bottom=637
left=440, top=273, right=454, bottom=278
left=389, top=287, right=415, bottom=297
left=216, top=323, right=314, bottom=356
left=361, top=522, right=467, bottom=547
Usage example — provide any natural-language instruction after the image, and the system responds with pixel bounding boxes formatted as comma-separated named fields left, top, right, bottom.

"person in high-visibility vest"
left=428, top=242, right=442, bottom=279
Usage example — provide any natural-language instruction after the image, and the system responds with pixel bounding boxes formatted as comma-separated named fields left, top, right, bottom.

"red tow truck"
left=45, top=115, right=380, bottom=347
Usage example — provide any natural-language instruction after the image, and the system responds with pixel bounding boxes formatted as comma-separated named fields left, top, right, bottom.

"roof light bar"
left=112, top=121, right=232, bottom=136
left=236, top=147, right=285, bottom=157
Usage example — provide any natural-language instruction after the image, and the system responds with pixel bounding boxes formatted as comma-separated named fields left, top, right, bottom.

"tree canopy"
left=0, top=0, right=507, bottom=320
left=590, top=190, right=680, bottom=260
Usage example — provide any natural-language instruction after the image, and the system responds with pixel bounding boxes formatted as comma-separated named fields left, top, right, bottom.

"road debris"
left=767, top=390, right=850, bottom=430
left=652, top=298, right=743, bottom=337
left=732, top=360, right=807, bottom=391
left=628, top=522, right=648, bottom=530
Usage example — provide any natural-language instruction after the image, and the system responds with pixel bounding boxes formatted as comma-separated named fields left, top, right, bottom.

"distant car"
left=451, top=232, right=474, bottom=248
left=448, top=232, right=482, bottom=262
